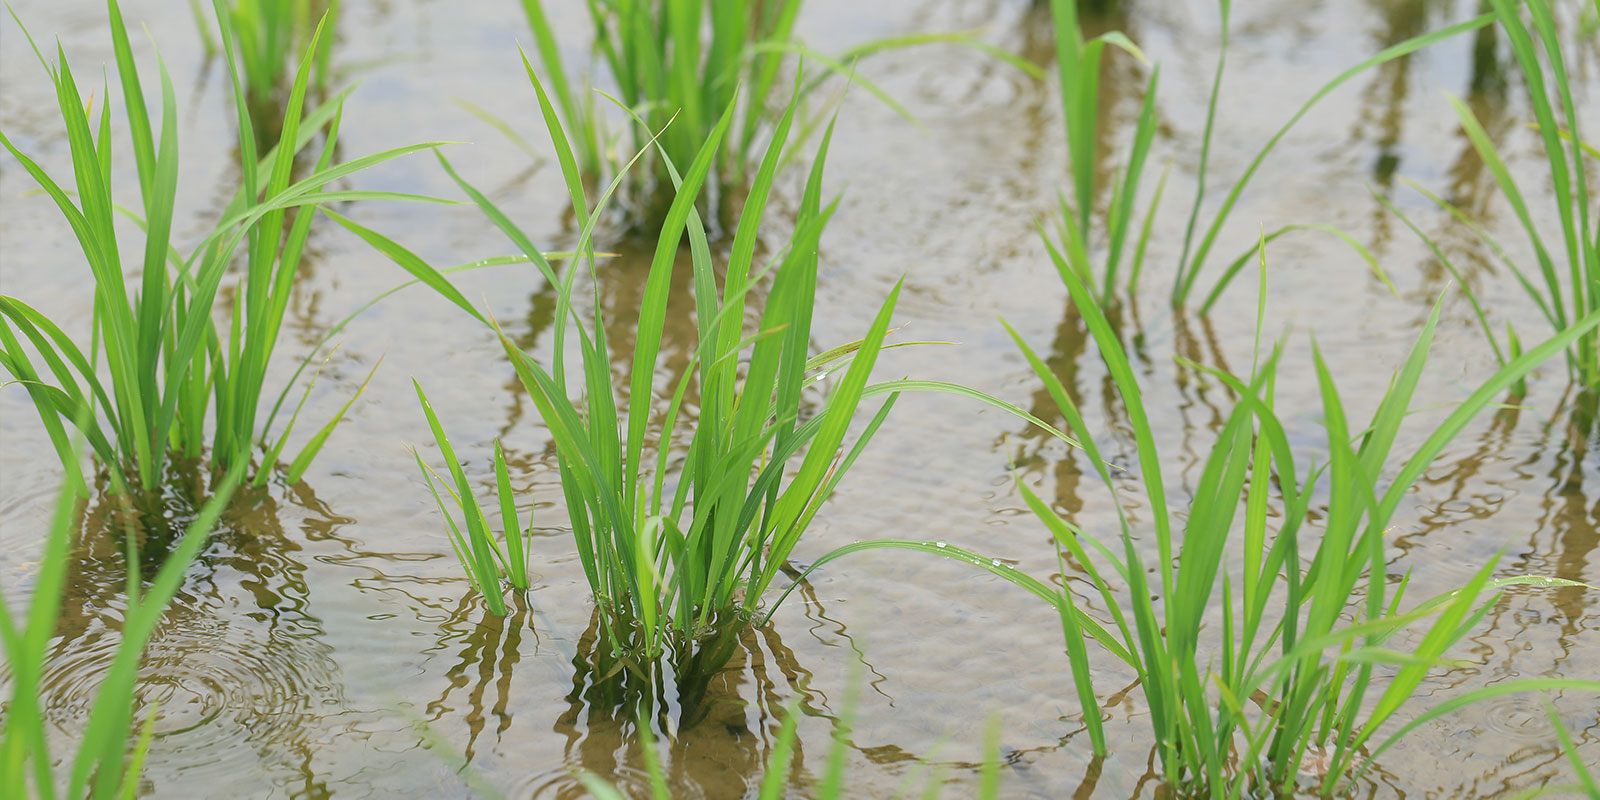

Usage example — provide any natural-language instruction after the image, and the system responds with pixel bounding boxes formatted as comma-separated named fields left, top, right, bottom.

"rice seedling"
left=1046, top=0, right=1160, bottom=308
left=1391, top=0, right=1599, bottom=388
left=518, top=0, right=1039, bottom=225
left=401, top=91, right=908, bottom=685
left=1043, top=0, right=1494, bottom=309
left=787, top=236, right=1600, bottom=795
left=0, top=0, right=446, bottom=504
left=358, top=56, right=1073, bottom=695
left=411, top=384, right=533, bottom=618
left=0, top=465, right=242, bottom=799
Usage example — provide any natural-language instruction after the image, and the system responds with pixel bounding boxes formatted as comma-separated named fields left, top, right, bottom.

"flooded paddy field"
left=1, top=0, right=1597, bottom=797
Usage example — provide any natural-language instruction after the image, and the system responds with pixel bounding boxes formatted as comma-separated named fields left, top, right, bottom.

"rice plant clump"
left=521, top=0, right=824, bottom=223
left=405, top=85, right=904, bottom=698
left=806, top=239, right=1600, bottom=795
left=1004, top=240, right=1600, bottom=794
left=0, top=1, right=441, bottom=506
left=369, top=59, right=1072, bottom=703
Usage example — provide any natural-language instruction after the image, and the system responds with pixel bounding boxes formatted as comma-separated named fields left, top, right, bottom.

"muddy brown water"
left=2, top=0, right=1598, bottom=797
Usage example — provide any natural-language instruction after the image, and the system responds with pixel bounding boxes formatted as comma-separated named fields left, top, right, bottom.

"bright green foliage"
left=471, top=91, right=904, bottom=674
left=1044, top=0, right=1492, bottom=308
left=413, top=383, right=534, bottom=617
left=516, top=0, right=814, bottom=218
left=361, top=60, right=1078, bottom=687
left=528, top=0, right=827, bottom=212
left=0, top=0, right=443, bottom=501
left=1008, top=238, right=1600, bottom=794
left=356, top=55, right=901, bottom=658
left=226, top=0, right=337, bottom=100
left=518, top=0, right=1037, bottom=226
left=0, top=468, right=241, bottom=799
left=800, top=237, right=1600, bottom=795
left=1399, top=0, right=1600, bottom=388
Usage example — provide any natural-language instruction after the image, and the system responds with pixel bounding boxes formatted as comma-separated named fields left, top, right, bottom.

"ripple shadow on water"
left=35, top=472, right=353, bottom=796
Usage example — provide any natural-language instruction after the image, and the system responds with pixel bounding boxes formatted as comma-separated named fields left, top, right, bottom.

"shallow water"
left=1, top=0, right=1597, bottom=797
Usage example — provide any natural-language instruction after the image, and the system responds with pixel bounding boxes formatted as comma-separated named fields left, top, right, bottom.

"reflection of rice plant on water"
left=576, top=693, right=1007, bottom=799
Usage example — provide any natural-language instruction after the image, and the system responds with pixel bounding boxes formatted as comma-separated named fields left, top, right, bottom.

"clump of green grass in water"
left=0, top=465, right=242, bottom=799
left=361, top=61, right=1071, bottom=704
left=1387, top=0, right=1600, bottom=390
left=789, top=238, right=1600, bottom=795
left=0, top=0, right=445, bottom=508
left=518, top=0, right=1039, bottom=227
left=1043, top=0, right=1496, bottom=310
left=411, top=95, right=902, bottom=694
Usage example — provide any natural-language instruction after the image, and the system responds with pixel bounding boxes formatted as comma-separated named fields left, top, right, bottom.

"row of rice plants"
left=2, top=0, right=1596, bottom=796
left=396, top=0, right=1600, bottom=789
